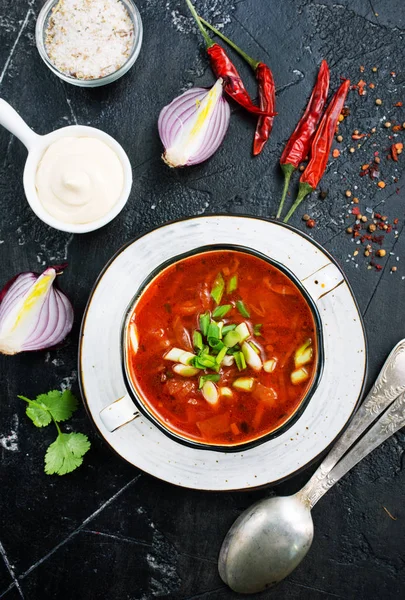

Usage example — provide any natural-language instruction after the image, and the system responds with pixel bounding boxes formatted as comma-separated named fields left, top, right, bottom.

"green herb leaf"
left=211, top=273, right=225, bottom=305
left=212, top=304, right=232, bottom=319
left=193, top=330, right=203, bottom=351
left=36, top=389, right=79, bottom=422
left=236, top=300, right=250, bottom=318
left=253, top=324, right=263, bottom=336
left=45, top=432, right=91, bottom=476
left=234, top=351, right=247, bottom=371
left=199, top=312, right=210, bottom=337
left=199, top=374, right=220, bottom=389
left=17, top=396, right=53, bottom=428
left=227, top=274, right=238, bottom=293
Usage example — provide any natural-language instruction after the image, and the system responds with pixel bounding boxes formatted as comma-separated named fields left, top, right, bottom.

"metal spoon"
left=219, top=339, right=405, bottom=594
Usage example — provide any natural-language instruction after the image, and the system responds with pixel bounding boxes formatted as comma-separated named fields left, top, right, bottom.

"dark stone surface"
left=0, top=0, right=404, bottom=598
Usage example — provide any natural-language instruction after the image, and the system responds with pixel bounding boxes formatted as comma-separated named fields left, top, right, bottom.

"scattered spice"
left=332, top=148, right=340, bottom=158
left=375, top=98, right=382, bottom=106
left=377, top=249, right=386, bottom=257
left=384, top=121, right=392, bottom=128
left=391, top=143, right=403, bottom=161
left=306, top=219, right=316, bottom=228
left=372, top=66, right=378, bottom=73
left=391, top=266, right=397, bottom=273
left=353, top=197, right=359, bottom=204
left=302, top=214, right=310, bottom=221
left=394, top=101, right=403, bottom=107
left=357, top=80, right=367, bottom=96
left=45, top=0, right=134, bottom=80
left=349, top=147, right=355, bottom=153
left=336, top=135, right=343, bottom=142
left=345, top=190, right=352, bottom=197
left=377, top=181, right=386, bottom=188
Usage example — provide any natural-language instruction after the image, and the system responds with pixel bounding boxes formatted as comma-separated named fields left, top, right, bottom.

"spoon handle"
left=301, top=339, right=405, bottom=506
left=302, top=390, right=405, bottom=507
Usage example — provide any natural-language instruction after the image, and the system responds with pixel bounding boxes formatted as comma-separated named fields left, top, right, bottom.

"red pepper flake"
left=352, top=133, right=367, bottom=140
left=394, top=218, right=399, bottom=225
left=390, top=71, right=396, bottom=77
left=352, top=206, right=361, bottom=215
left=360, top=65, right=365, bottom=73
left=332, top=148, right=340, bottom=158
left=394, top=101, right=403, bottom=107
left=393, top=125, right=402, bottom=132
left=368, top=83, right=375, bottom=89
left=357, top=80, right=367, bottom=95
left=391, top=144, right=399, bottom=161
left=306, top=219, right=316, bottom=229
left=375, top=264, right=383, bottom=271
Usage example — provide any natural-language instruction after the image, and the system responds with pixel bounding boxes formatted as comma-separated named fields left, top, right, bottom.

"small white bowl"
left=0, top=99, right=132, bottom=233
left=35, top=0, right=143, bottom=88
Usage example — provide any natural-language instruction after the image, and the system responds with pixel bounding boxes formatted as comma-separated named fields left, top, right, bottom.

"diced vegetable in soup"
left=126, top=250, right=318, bottom=446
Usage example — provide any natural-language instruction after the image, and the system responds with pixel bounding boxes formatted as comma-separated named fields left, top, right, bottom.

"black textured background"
left=1, top=1, right=405, bottom=599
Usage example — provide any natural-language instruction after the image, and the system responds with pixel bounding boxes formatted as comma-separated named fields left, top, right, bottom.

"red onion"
left=0, top=266, right=73, bottom=355
left=158, top=78, right=230, bottom=167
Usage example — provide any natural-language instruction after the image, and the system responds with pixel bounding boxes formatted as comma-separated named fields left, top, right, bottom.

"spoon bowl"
left=219, top=495, right=313, bottom=594
left=0, top=99, right=132, bottom=233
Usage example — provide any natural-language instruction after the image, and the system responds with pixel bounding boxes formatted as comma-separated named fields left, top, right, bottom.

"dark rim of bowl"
left=78, top=214, right=368, bottom=490
left=120, top=243, right=324, bottom=452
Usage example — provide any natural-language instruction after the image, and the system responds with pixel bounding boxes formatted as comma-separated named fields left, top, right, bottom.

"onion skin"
left=0, top=266, right=74, bottom=355
left=158, top=78, right=231, bottom=168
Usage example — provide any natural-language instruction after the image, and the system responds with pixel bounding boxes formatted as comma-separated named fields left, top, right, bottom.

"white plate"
left=79, top=216, right=367, bottom=491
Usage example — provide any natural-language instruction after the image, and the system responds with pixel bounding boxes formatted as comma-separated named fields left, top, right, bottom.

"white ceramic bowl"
left=0, top=99, right=132, bottom=233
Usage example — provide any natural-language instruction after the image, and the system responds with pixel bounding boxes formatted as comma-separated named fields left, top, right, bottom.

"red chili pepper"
left=186, top=1, right=273, bottom=117
left=200, top=18, right=276, bottom=155
left=277, top=60, right=330, bottom=219
left=283, top=79, right=351, bottom=223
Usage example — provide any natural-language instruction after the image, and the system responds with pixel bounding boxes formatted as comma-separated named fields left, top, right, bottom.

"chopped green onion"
left=235, top=322, right=250, bottom=342
left=291, top=367, right=309, bottom=385
left=194, top=354, right=217, bottom=369
left=201, top=380, right=219, bottom=405
left=253, top=324, right=263, bottom=336
left=222, top=324, right=236, bottom=336
left=199, top=374, right=220, bottom=389
left=216, top=345, right=228, bottom=364
left=241, top=342, right=262, bottom=371
left=294, top=339, right=313, bottom=368
left=263, top=358, right=277, bottom=373
left=234, top=351, right=247, bottom=371
left=224, top=330, right=240, bottom=348
left=199, top=312, right=210, bottom=337
left=227, top=274, right=238, bottom=293
left=226, top=344, right=240, bottom=355
left=164, top=347, right=186, bottom=362
left=193, top=330, right=203, bottom=351
left=222, top=354, right=235, bottom=367
left=219, top=386, right=233, bottom=397
left=211, top=273, right=225, bottom=304
left=207, top=321, right=221, bottom=341
left=212, top=304, right=232, bottom=319
left=249, top=341, right=261, bottom=354
left=173, top=364, right=199, bottom=377
left=210, top=340, right=226, bottom=353
left=236, top=300, right=250, bottom=318
left=179, top=351, right=196, bottom=365
left=232, top=377, right=255, bottom=391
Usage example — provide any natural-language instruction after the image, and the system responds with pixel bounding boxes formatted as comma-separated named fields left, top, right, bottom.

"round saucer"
left=79, top=215, right=367, bottom=491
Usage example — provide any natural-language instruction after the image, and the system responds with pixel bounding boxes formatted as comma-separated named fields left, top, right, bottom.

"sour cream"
left=35, top=136, right=124, bottom=224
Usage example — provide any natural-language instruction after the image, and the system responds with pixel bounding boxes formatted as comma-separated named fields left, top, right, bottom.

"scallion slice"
left=236, top=300, right=250, bottom=318
left=207, top=321, right=221, bottom=341
left=211, top=273, right=225, bottom=304
left=227, top=274, right=238, bottom=293
left=199, top=374, right=220, bottom=389
left=199, top=311, right=210, bottom=337
left=235, top=322, right=250, bottom=342
left=234, top=351, right=247, bottom=371
left=212, top=304, right=232, bottom=319
left=216, top=345, right=228, bottom=364
left=223, top=330, right=240, bottom=348
left=249, top=341, right=261, bottom=355
left=201, top=380, right=219, bottom=405
left=193, top=330, right=203, bottom=351
left=241, top=342, right=262, bottom=371
left=222, top=324, right=236, bottom=336
left=253, top=324, right=263, bottom=336
left=173, top=364, right=199, bottom=377
left=232, top=377, right=254, bottom=391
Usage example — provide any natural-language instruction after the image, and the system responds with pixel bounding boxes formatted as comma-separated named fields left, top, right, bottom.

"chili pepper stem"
left=276, top=163, right=295, bottom=219
left=283, top=182, right=313, bottom=223
left=185, top=0, right=214, bottom=48
left=199, top=17, right=260, bottom=71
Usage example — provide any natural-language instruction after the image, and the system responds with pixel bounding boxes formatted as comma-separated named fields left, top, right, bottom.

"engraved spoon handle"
left=302, top=390, right=405, bottom=507
left=300, top=339, right=405, bottom=504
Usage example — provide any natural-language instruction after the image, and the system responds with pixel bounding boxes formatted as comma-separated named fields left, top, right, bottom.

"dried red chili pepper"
left=283, top=79, right=351, bottom=223
left=277, top=60, right=330, bottom=219
left=200, top=18, right=276, bottom=155
left=186, top=1, right=272, bottom=117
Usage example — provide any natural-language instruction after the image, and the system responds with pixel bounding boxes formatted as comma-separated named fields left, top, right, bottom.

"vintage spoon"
left=219, top=339, right=405, bottom=594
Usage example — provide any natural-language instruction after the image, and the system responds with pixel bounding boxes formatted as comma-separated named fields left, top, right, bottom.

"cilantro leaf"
left=17, top=395, right=52, bottom=428
left=45, top=432, right=91, bottom=476
left=37, top=389, right=79, bottom=422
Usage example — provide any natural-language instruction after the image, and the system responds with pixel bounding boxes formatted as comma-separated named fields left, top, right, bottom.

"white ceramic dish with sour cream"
left=0, top=99, right=132, bottom=233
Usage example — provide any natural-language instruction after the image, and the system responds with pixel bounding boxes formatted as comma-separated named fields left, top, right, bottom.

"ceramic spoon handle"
left=300, top=339, right=405, bottom=505
left=303, top=390, right=405, bottom=507
left=0, top=98, right=40, bottom=150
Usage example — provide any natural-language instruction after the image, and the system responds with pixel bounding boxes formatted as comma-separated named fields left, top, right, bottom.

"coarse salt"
left=45, top=0, right=134, bottom=80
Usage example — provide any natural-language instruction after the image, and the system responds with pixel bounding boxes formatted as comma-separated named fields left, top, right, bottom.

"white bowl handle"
left=0, top=98, right=41, bottom=151
left=99, top=394, right=140, bottom=432
left=300, top=262, right=344, bottom=302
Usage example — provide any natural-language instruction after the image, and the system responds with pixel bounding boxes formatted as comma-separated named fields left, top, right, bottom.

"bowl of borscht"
left=101, top=245, right=324, bottom=451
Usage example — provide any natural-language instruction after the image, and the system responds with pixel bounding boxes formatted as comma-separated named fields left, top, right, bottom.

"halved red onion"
left=158, top=78, right=231, bottom=167
left=0, top=266, right=73, bottom=355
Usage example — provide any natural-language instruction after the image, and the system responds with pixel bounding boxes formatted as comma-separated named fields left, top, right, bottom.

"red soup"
left=126, top=250, right=318, bottom=447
